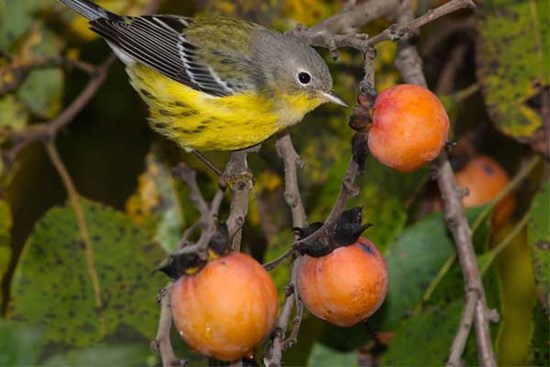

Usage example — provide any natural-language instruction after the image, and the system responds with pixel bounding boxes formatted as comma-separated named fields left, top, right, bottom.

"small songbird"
left=58, top=0, right=347, bottom=151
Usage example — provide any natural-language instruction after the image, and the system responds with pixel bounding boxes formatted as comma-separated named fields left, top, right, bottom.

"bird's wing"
left=90, top=15, right=257, bottom=97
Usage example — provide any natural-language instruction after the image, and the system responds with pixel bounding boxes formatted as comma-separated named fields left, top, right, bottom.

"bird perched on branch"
left=57, top=0, right=347, bottom=151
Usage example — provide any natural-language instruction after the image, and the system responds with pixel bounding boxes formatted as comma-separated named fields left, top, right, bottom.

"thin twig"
left=171, top=189, right=224, bottom=258
left=0, top=56, right=96, bottom=95
left=44, top=140, right=105, bottom=335
left=436, top=44, right=469, bottom=95
left=294, top=157, right=359, bottom=252
left=3, top=55, right=116, bottom=164
left=191, top=150, right=223, bottom=177
left=151, top=283, right=186, bottom=367
left=180, top=220, right=202, bottom=244
left=264, top=135, right=310, bottom=367
left=263, top=248, right=294, bottom=271
left=311, top=0, right=400, bottom=34
left=290, top=0, right=475, bottom=56
left=264, top=256, right=303, bottom=367
left=447, top=291, right=478, bottom=367
left=276, top=134, right=308, bottom=229
left=225, top=148, right=257, bottom=250
left=366, top=0, right=476, bottom=45
left=173, top=164, right=210, bottom=229
left=171, top=163, right=225, bottom=257
left=282, top=287, right=304, bottom=350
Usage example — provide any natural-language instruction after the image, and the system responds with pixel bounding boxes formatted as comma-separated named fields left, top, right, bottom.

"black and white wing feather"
left=91, top=15, right=237, bottom=97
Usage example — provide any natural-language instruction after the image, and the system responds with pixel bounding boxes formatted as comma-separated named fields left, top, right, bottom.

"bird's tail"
left=57, top=0, right=119, bottom=20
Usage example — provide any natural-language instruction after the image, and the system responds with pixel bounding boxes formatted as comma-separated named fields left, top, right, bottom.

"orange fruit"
left=369, top=84, right=450, bottom=172
left=297, top=237, right=388, bottom=327
left=455, top=155, right=515, bottom=228
left=171, top=252, right=278, bottom=361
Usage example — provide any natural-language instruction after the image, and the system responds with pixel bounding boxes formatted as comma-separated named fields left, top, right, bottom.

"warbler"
left=58, top=0, right=347, bottom=151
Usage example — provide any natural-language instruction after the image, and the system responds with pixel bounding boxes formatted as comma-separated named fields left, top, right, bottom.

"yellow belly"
left=126, top=64, right=310, bottom=151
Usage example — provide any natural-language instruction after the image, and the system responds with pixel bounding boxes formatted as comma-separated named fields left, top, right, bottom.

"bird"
left=57, top=0, right=347, bottom=152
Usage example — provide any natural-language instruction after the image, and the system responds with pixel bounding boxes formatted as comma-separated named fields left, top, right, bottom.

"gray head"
left=252, top=29, right=347, bottom=107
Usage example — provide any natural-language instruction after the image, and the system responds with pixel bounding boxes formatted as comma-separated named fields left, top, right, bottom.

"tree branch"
left=366, top=0, right=476, bottom=45
left=447, top=290, right=478, bottom=367
left=263, top=134, right=309, bottom=367
left=151, top=283, right=186, bottom=367
left=173, top=164, right=211, bottom=230
left=276, top=134, right=308, bottom=229
left=393, top=1, right=496, bottom=366
left=3, top=55, right=116, bottom=165
left=0, top=55, right=96, bottom=96
left=289, top=0, right=475, bottom=56
left=310, top=0, right=400, bottom=34
left=225, top=147, right=257, bottom=250
left=264, top=256, right=303, bottom=367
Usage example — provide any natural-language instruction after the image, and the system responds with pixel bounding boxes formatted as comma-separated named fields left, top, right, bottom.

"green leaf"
left=380, top=301, right=462, bottom=366
left=0, top=0, right=43, bottom=49
left=306, top=343, right=358, bottom=367
left=0, top=95, right=29, bottom=134
left=493, top=224, right=536, bottom=365
left=10, top=198, right=166, bottom=347
left=126, top=148, right=185, bottom=253
left=42, top=343, right=157, bottom=367
left=0, top=320, right=44, bottom=367
left=476, top=0, right=549, bottom=143
left=371, top=207, right=489, bottom=331
left=529, top=301, right=550, bottom=365
left=17, top=67, right=64, bottom=119
left=2, top=6, right=65, bottom=119
left=373, top=212, right=454, bottom=331
left=527, top=179, right=550, bottom=314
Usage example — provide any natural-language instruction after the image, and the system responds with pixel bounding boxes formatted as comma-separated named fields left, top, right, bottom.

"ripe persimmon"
left=297, top=237, right=388, bottom=327
left=455, top=155, right=515, bottom=228
left=369, top=84, right=450, bottom=172
left=171, top=252, right=278, bottom=361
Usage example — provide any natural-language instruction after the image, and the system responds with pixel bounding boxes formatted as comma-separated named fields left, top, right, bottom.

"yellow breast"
left=126, top=64, right=324, bottom=151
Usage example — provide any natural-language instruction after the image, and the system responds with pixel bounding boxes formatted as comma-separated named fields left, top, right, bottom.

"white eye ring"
left=297, top=71, right=312, bottom=85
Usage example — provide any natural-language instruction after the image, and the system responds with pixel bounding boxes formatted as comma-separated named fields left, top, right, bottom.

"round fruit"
left=455, top=155, right=515, bottom=228
left=171, top=252, right=278, bottom=361
left=369, top=84, right=450, bottom=172
left=297, top=237, right=388, bottom=327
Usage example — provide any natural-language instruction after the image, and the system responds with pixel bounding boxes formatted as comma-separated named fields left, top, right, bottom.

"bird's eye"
left=298, top=72, right=311, bottom=85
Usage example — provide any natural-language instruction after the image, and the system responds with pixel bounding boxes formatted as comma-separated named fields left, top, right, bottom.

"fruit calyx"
left=158, top=224, right=230, bottom=279
left=294, top=207, right=372, bottom=258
